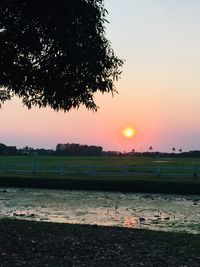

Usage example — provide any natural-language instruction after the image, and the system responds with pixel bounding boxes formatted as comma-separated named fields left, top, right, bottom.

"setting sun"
left=122, top=127, right=136, bottom=139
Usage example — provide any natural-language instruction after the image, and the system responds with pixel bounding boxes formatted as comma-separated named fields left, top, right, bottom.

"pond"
left=0, top=187, right=200, bottom=234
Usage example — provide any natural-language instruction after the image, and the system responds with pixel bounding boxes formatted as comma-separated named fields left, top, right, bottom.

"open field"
left=0, top=219, right=200, bottom=266
left=1, top=155, right=200, bottom=167
left=0, top=156, right=200, bottom=193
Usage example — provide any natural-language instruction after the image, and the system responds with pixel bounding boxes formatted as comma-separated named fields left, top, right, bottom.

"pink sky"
left=1, top=0, right=200, bottom=152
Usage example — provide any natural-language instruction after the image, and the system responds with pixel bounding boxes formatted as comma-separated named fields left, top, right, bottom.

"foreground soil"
left=0, top=219, right=200, bottom=267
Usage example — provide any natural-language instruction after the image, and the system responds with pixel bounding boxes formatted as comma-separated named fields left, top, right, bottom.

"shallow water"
left=0, top=187, right=200, bottom=234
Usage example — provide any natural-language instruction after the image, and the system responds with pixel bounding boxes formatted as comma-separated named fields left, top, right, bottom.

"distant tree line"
left=0, top=142, right=103, bottom=156
left=19, top=146, right=54, bottom=156
left=126, top=151, right=200, bottom=158
left=56, top=143, right=102, bottom=156
left=1, top=142, right=200, bottom=157
left=0, top=143, right=17, bottom=155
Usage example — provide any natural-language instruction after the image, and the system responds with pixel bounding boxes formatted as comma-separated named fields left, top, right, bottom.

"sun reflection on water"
left=124, top=217, right=138, bottom=228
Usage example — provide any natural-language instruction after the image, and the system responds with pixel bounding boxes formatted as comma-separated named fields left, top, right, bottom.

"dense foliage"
left=0, top=0, right=123, bottom=111
left=56, top=143, right=102, bottom=156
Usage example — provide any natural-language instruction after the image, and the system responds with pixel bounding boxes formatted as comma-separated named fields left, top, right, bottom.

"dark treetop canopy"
left=0, top=0, right=123, bottom=111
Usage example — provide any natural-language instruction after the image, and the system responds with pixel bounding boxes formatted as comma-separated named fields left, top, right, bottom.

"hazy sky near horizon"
left=1, top=0, right=200, bottom=152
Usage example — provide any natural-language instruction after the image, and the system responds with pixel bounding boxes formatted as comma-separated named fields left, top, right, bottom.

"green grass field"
left=0, top=155, right=200, bottom=178
left=0, top=155, right=200, bottom=193
left=1, top=155, right=200, bottom=167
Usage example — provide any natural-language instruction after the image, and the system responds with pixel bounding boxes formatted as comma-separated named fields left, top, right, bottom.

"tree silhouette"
left=149, top=146, right=153, bottom=152
left=0, top=0, right=123, bottom=111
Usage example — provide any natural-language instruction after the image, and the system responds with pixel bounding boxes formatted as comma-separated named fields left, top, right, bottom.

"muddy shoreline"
left=1, top=188, right=200, bottom=234
left=0, top=176, right=200, bottom=194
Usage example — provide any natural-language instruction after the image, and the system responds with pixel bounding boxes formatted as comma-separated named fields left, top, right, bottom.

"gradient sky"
left=1, top=0, right=200, bottom=152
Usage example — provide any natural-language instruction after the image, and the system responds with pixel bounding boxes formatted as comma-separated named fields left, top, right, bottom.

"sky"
left=1, top=0, right=200, bottom=152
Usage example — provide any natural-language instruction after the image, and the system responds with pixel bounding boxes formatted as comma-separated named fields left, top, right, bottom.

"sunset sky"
left=1, top=0, right=200, bottom=152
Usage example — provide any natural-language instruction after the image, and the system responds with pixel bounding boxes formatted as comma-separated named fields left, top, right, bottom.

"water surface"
left=0, top=187, right=200, bottom=234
